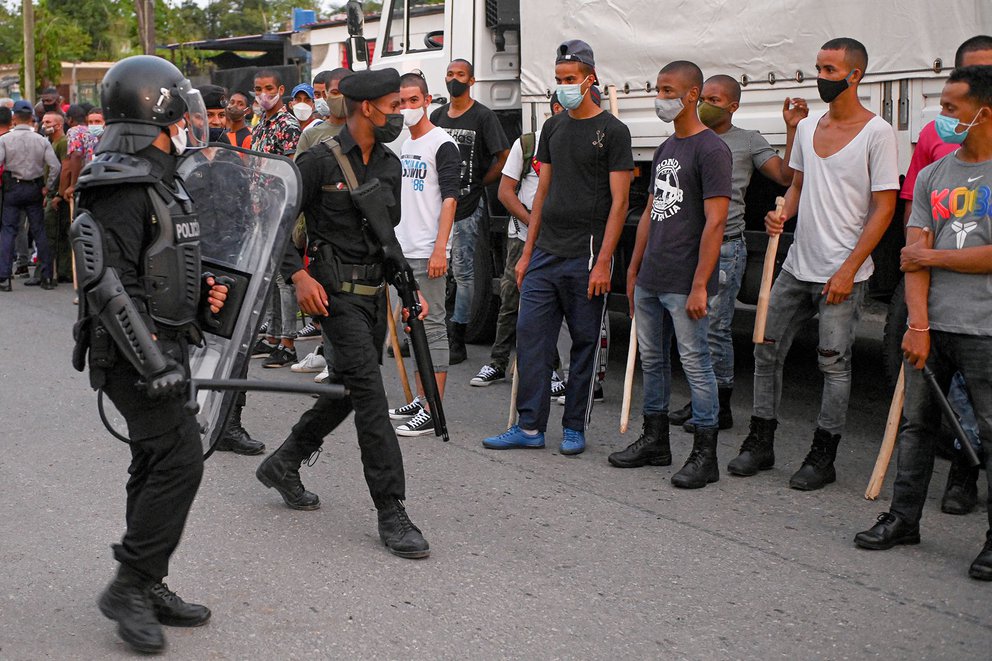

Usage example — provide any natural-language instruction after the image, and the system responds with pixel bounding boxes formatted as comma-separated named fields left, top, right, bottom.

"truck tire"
left=465, top=214, right=499, bottom=345
left=882, top=278, right=907, bottom=389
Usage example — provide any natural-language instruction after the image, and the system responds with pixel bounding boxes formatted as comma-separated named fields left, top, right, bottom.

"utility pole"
left=22, top=0, right=35, bottom=100
left=135, top=0, right=155, bottom=55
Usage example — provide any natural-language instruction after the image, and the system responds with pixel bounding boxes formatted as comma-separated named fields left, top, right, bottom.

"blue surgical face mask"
left=935, top=108, right=986, bottom=144
left=88, top=125, right=104, bottom=136
left=556, top=76, right=590, bottom=111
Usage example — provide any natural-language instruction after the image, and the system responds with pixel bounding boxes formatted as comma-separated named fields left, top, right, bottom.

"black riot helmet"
left=97, top=55, right=209, bottom=155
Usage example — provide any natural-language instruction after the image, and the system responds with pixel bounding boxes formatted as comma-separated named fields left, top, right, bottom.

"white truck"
left=344, top=0, right=989, bottom=371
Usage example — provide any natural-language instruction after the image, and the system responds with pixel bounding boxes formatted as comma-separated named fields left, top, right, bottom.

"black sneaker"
left=556, top=382, right=604, bottom=406
left=387, top=338, right=411, bottom=358
left=262, top=345, right=298, bottom=368
left=389, top=397, right=424, bottom=420
left=470, top=363, right=506, bottom=387
left=294, top=321, right=321, bottom=339
left=550, top=371, right=565, bottom=399
left=257, top=321, right=269, bottom=336
left=252, top=338, right=277, bottom=358
left=396, top=408, right=435, bottom=437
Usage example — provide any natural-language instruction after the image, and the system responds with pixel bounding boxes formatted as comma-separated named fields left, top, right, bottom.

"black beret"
left=338, top=68, right=400, bottom=101
left=200, top=84, right=228, bottom=110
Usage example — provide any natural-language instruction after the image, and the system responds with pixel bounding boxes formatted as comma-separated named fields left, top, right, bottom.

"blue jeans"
left=949, top=372, right=983, bottom=452
left=752, top=270, right=865, bottom=434
left=450, top=201, right=483, bottom=325
left=0, top=181, right=50, bottom=279
left=708, top=238, right=746, bottom=388
left=515, top=249, right=607, bottom=432
left=891, top=332, right=992, bottom=532
left=635, top=285, right=719, bottom=428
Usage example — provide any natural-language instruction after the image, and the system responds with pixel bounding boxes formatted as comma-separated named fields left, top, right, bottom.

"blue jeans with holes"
left=752, top=270, right=865, bottom=434
left=450, top=201, right=483, bottom=325
left=635, top=285, right=719, bottom=429
left=707, top=238, right=746, bottom=388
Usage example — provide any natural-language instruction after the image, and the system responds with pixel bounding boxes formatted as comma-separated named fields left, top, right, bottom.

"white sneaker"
left=313, top=366, right=330, bottom=383
left=396, top=407, right=435, bottom=437
left=292, top=350, right=327, bottom=373
left=389, top=396, right=423, bottom=420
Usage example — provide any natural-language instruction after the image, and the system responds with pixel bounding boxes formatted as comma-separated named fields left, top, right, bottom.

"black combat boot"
left=255, top=435, right=321, bottom=510
left=148, top=582, right=211, bottom=627
left=448, top=322, right=467, bottom=365
left=97, top=565, right=166, bottom=654
left=668, top=401, right=692, bottom=426
left=608, top=413, right=672, bottom=468
left=377, top=498, right=431, bottom=559
left=969, top=535, right=992, bottom=581
left=215, top=399, right=266, bottom=455
left=671, top=427, right=720, bottom=489
left=727, top=416, right=777, bottom=477
left=684, top=388, right=734, bottom=433
left=941, top=455, right=980, bottom=515
left=789, top=428, right=840, bottom=491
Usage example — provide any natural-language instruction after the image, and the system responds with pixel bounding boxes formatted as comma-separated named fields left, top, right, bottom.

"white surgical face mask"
left=314, top=98, right=330, bottom=118
left=401, top=106, right=425, bottom=127
left=171, top=126, right=188, bottom=155
left=293, top=103, right=313, bottom=122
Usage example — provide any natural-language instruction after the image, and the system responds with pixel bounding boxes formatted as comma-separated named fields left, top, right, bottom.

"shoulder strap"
left=514, top=132, right=536, bottom=195
left=328, top=138, right=360, bottom=191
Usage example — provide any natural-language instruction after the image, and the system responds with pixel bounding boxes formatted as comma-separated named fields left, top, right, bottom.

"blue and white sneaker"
left=483, top=425, right=545, bottom=450
left=560, top=428, right=586, bottom=455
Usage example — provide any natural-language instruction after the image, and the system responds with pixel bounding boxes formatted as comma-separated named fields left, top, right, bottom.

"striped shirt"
left=0, top=125, right=61, bottom=188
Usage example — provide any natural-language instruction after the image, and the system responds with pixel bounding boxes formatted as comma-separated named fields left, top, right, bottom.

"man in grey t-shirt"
left=668, top=74, right=807, bottom=432
left=854, top=65, right=992, bottom=582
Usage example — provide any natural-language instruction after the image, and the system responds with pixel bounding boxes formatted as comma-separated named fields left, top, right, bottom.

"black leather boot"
left=97, top=565, right=165, bottom=654
left=941, top=455, right=979, bottom=515
left=789, top=428, right=840, bottom=491
left=255, top=435, right=321, bottom=510
left=668, top=401, right=692, bottom=426
left=854, top=512, right=921, bottom=550
left=608, top=413, right=671, bottom=468
left=215, top=400, right=266, bottom=455
left=969, top=536, right=992, bottom=581
left=448, top=322, right=467, bottom=365
left=671, top=427, right=719, bottom=489
left=727, top=416, right=777, bottom=477
left=148, top=582, right=211, bottom=627
left=377, top=499, right=430, bottom=559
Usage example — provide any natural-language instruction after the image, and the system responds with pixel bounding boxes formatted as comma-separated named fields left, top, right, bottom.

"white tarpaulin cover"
left=520, top=0, right=991, bottom=96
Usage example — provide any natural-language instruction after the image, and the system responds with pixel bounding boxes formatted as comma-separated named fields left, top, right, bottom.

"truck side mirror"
left=346, top=0, right=365, bottom=37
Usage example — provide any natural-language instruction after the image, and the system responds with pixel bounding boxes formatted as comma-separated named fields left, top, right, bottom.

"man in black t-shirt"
left=483, top=40, right=633, bottom=456
left=429, top=59, right=509, bottom=364
left=608, top=61, right=732, bottom=489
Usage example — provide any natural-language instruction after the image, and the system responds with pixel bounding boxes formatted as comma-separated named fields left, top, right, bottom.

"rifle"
left=391, top=267, right=449, bottom=442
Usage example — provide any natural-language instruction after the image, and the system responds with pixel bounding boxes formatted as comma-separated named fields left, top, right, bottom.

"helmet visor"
left=181, top=85, right=209, bottom=149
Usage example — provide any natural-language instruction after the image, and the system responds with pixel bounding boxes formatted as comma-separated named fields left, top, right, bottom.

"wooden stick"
left=865, top=364, right=905, bottom=500
left=506, top=356, right=519, bottom=430
left=384, top=287, right=414, bottom=404
left=620, top=315, right=637, bottom=433
left=753, top=196, right=785, bottom=344
left=607, top=84, right=620, bottom=117
left=70, top=195, right=78, bottom=296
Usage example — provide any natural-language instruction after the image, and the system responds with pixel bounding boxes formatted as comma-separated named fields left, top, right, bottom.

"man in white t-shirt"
left=388, top=72, right=461, bottom=436
left=736, top=37, right=899, bottom=491
left=471, top=95, right=565, bottom=387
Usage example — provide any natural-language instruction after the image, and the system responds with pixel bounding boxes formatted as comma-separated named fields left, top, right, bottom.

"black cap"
left=338, top=68, right=400, bottom=101
left=556, top=39, right=595, bottom=68
left=200, top=84, right=228, bottom=110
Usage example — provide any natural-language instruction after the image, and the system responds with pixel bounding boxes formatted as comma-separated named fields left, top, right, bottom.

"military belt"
left=339, top=280, right=385, bottom=296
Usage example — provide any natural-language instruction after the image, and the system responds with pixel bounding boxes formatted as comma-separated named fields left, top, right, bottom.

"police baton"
left=184, top=378, right=349, bottom=414
left=921, top=366, right=982, bottom=468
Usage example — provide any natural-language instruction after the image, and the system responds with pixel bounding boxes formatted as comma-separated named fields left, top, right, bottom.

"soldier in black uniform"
left=255, top=68, right=431, bottom=559
left=71, top=56, right=227, bottom=654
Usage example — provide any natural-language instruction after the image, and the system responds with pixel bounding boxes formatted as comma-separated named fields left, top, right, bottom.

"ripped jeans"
left=752, top=269, right=865, bottom=435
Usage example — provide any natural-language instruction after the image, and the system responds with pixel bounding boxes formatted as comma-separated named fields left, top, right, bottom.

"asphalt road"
left=1, top=284, right=989, bottom=660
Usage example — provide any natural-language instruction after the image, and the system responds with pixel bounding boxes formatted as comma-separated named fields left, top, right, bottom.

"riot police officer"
left=255, top=68, right=431, bottom=559
left=71, top=55, right=228, bottom=653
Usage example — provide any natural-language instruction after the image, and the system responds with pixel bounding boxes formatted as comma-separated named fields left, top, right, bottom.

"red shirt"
left=900, top=120, right=959, bottom=200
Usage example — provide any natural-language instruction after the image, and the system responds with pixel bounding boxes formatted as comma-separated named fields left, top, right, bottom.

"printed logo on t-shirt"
left=929, top=183, right=991, bottom=248
left=651, top=158, right=684, bottom=221
left=401, top=153, right=429, bottom=192
left=441, top=127, right=476, bottom=196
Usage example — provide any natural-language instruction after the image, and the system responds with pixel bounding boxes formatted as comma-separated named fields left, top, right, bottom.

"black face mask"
left=817, top=71, right=855, bottom=104
left=370, top=104, right=404, bottom=143
left=446, top=78, right=469, bottom=98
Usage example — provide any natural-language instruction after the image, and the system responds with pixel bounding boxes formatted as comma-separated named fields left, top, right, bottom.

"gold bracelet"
left=908, top=325, right=930, bottom=332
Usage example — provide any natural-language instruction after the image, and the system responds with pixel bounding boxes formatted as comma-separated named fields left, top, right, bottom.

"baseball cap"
left=291, top=83, right=315, bottom=100
left=12, top=99, right=33, bottom=114
left=556, top=40, right=595, bottom=68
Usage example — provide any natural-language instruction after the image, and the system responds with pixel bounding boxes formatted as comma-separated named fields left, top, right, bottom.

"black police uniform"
left=76, top=146, right=204, bottom=582
left=255, top=68, right=429, bottom=559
